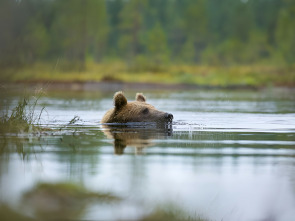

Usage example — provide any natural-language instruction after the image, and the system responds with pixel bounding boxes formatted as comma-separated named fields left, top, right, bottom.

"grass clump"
left=0, top=92, right=45, bottom=134
left=22, top=182, right=121, bottom=219
left=140, top=204, right=209, bottom=221
left=24, top=182, right=121, bottom=203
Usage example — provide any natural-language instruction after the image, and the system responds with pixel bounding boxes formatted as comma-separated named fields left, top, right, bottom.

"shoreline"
left=1, top=63, right=294, bottom=90
left=0, top=81, right=266, bottom=92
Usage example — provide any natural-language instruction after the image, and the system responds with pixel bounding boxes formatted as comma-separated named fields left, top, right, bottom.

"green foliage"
left=23, top=20, right=49, bottom=61
left=118, top=0, right=146, bottom=61
left=275, top=0, right=295, bottom=64
left=185, top=0, right=207, bottom=34
left=50, top=0, right=108, bottom=70
left=143, top=22, right=170, bottom=70
left=203, top=30, right=273, bottom=65
left=0, top=0, right=294, bottom=71
left=180, top=37, right=196, bottom=63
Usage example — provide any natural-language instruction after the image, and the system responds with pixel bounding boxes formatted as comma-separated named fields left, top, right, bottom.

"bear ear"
left=136, top=93, right=146, bottom=102
left=114, top=91, right=127, bottom=109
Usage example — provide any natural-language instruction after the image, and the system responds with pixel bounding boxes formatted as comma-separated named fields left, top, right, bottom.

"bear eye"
left=142, top=108, right=149, bottom=114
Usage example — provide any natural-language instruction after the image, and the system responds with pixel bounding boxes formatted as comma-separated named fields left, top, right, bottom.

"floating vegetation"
left=140, top=204, right=209, bottom=221
left=22, top=182, right=121, bottom=219
left=24, top=182, right=121, bottom=203
left=68, top=115, right=81, bottom=125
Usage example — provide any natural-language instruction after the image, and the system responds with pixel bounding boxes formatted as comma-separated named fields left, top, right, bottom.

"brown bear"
left=101, top=91, right=173, bottom=124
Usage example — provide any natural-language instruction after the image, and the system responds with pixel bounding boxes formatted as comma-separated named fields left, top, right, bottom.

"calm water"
left=1, top=88, right=295, bottom=221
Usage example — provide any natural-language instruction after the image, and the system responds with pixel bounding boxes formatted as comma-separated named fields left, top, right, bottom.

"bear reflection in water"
left=102, top=124, right=173, bottom=155
left=101, top=91, right=173, bottom=154
left=101, top=91, right=173, bottom=124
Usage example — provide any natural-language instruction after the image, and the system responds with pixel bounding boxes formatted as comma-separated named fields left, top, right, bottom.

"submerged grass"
left=0, top=91, right=46, bottom=134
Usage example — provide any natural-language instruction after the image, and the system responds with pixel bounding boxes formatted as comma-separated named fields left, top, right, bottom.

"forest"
left=0, top=0, right=294, bottom=85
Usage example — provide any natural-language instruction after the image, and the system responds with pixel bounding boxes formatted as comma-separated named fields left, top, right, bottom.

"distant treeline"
left=0, top=0, right=294, bottom=70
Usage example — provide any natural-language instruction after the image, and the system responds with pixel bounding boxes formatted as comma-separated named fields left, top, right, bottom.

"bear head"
left=101, top=91, right=173, bottom=124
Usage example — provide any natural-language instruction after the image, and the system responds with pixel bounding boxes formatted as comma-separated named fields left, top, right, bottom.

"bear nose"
left=165, top=113, right=173, bottom=121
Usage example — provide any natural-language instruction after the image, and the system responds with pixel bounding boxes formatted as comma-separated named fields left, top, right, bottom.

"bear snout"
left=165, top=113, right=173, bottom=121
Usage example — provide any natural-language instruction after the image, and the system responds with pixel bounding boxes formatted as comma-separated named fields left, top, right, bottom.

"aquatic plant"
left=24, top=182, right=121, bottom=203
left=0, top=92, right=45, bottom=133
left=68, top=115, right=81, bottom=125
left=140, top=204, right=209, bottom=221
left=22, top=182, right=121, bottom=219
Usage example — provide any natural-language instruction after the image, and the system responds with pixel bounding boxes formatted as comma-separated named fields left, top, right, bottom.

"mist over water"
left=1, top=88, right=295, bottom=221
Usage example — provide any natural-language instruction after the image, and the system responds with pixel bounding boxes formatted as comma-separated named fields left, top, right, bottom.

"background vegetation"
left=0, top=0, right=294, bottom=86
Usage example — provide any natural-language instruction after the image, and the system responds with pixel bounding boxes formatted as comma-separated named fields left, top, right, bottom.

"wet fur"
left=101, top=91, right=171, bottom=123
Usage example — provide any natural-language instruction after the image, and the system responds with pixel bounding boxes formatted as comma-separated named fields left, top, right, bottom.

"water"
left=1, top=87, right=295, bottom=221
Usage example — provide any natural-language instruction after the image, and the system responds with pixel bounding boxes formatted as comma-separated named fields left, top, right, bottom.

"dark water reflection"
left=102, top=124, right=173, bottom=155
left=0, top=88, right=295, bottom=221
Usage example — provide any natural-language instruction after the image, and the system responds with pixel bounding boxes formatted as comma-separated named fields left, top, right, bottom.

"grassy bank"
left=1, top=62, right=295, bottom=87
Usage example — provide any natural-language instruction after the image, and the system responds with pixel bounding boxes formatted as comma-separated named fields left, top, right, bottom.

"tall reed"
left=0, top=91, right=45, bottom=133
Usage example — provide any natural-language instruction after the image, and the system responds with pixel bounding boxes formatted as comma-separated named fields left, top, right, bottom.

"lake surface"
left=1, top=87, right=295, bottom=221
